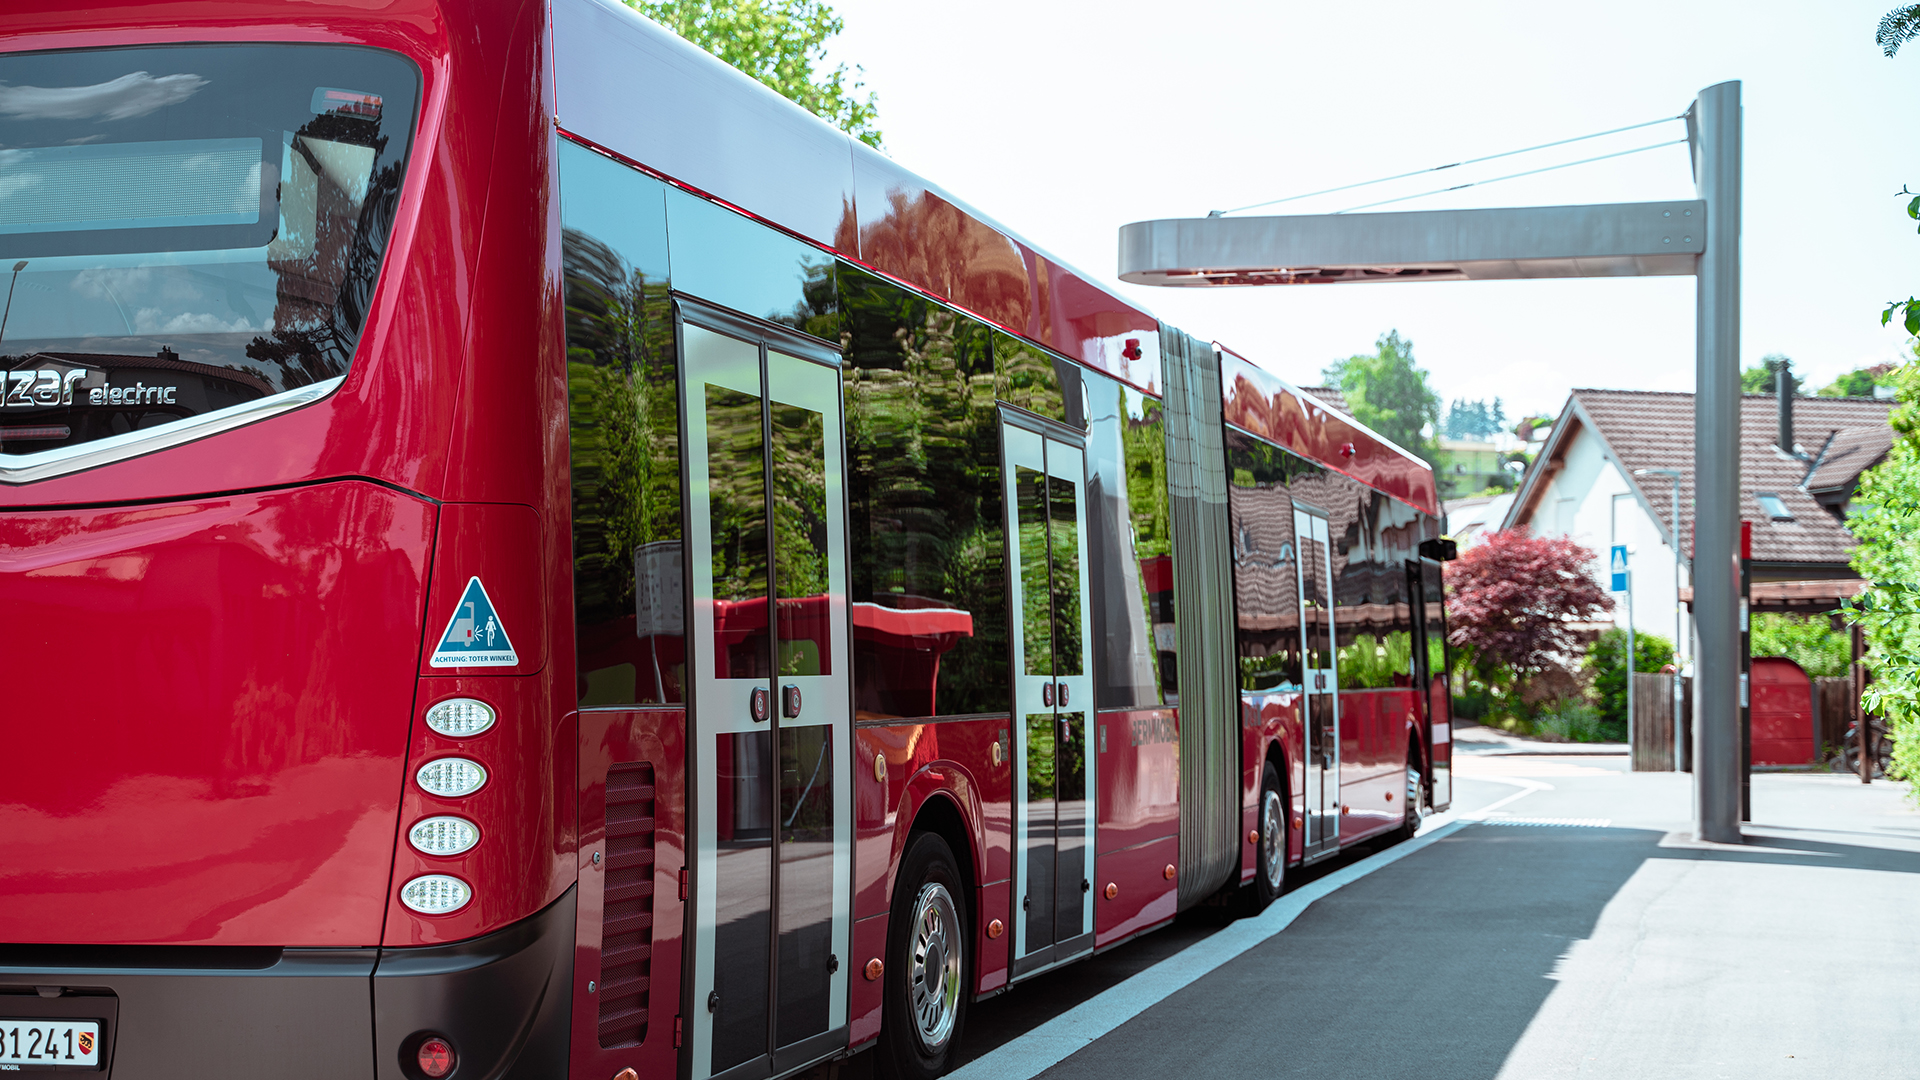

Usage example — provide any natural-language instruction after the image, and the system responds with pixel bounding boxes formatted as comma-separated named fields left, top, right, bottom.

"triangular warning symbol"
left=429, top=577, right=519, bottom=668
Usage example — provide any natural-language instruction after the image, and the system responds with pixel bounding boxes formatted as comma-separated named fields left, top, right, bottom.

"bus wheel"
left=878, top=832, right=970, bottom=1080
left=1400, top=746, right=1425, bottom=840
left=1254, top=761, right=1287, bottom=909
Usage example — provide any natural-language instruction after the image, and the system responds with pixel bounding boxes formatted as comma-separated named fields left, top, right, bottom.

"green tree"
left=1323, top=330, right=1441, bottom=464
left=1880, top=4, right=1920, bottom=55
left=1846, top=356, right=1920, bottom=788
left=1740, top=353, right=1801, bottom=394
left=1584, top=627, right=1674, bottom=729
left=628, top=0, right=882, bottom=147
left=1817, top=363, right=1892, bottom=397
left=1750, top=613, right=1851, bottom=678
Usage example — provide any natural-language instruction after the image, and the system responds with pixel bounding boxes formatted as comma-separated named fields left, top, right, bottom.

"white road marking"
left=949, top=778, right=1546, bottom=1080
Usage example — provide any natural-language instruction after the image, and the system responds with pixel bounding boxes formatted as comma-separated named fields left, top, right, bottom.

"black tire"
left=1252, top=761, right=1288, bottom=910
left=1399, top=741, right=1426, bottom=841
left=876, top=832, right=971, bottom=1080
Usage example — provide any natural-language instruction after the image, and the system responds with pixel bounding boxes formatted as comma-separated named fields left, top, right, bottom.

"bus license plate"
left=0, top=1020, right=101, bottom=1068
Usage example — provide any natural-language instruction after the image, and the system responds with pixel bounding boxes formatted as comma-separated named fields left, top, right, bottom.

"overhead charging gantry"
left=1118, top=82, right=1745, bottom=844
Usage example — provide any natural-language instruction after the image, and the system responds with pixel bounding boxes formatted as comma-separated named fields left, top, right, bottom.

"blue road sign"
left=1610, top=545, right=1629, bottom=592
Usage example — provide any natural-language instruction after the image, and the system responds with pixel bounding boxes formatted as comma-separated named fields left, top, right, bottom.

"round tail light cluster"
left=403, top=697, right=498, bottom=917
left=416, top=1035, right=455, bottom=1078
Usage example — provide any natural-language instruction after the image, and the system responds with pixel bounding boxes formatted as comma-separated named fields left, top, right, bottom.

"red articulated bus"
left=0, top=2, right=1454, bottom=1078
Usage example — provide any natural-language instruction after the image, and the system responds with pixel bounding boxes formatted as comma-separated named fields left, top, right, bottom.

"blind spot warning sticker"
left=430, top=576, right=518, bottom=668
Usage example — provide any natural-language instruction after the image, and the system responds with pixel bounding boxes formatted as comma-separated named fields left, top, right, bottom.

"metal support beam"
left=1691, top=80, right=1742, bottom=843
left=1117, top=81, right=1745, bottom=844
left=1117, top=201, right=1704, bottom=286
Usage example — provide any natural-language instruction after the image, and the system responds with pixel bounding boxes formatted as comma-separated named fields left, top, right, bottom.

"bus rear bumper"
left=0, top=888, right=575, bottom=1079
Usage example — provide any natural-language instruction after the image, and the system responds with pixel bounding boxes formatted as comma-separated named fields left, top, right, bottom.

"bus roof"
left=552, top=0, right=1437, bottom=512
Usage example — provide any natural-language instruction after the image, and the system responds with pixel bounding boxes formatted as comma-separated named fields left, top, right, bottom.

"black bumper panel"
left=0, top=887, right=575, bottom=1080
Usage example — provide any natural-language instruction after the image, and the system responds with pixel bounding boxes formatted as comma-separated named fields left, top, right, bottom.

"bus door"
left=681, top=311, right=852, bottom=1080
left=1409, top=558, right=1452, bottom=811
left=1002, top=414, right=1095, bottom=977
left=1294, top=506, right=1339, bottom=857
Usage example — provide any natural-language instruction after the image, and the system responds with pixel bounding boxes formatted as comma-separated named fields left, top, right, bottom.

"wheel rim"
left=1406, top=762, right=1423, bottom=824
left=908, top=882, right=962, bottom=1053
left=1261, top=789, right=1285, bottom=890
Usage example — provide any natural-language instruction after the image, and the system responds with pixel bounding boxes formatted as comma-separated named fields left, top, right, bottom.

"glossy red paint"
left=1242, top=691, right=1307, bottom=866
left=418, top=503, right=549, bottom=677
left=382, top=673, right=569, bottom=946
left=0, top=0, right=545, bottom=510
left=572, top=708, right=687, bottom=1080
left=1335, top=689, right=1420, bottom=843
left=0, top=481, right=434, bottom=945
left=1218, top=350, right=1440, bottom=518
left=853, top=719, right=1012, bottom=999
left=849, top=911, right=889, bottom=1046
left=1751, top=657, right=1816, bottom=766
left=1093, top=834, right=1178, bottom=948
left=1095, top=709, right=1180, bottom=853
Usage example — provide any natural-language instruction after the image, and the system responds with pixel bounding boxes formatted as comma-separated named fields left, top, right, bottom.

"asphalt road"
left=817, top=734, right=1920, bottom=1080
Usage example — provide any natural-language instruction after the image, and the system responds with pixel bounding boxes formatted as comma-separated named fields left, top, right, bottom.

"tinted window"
left=1227, top=430, right=1316, bottom=691
left=665, top=187, right=837, bottom=339
left=840, top=268, right=1008, bottom=719
left=560, top=141, right=684, bottom=706
left=1086, top=372, right=1170, bottom=706
left=0, top=45, right=418, bottom=461
left=990, top=329, right=1068, bottom=423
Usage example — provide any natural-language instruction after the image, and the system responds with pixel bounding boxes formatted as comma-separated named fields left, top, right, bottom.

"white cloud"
left=0, top=71, right=207, bottom=123
left=132, top=307, right=256, bottom=335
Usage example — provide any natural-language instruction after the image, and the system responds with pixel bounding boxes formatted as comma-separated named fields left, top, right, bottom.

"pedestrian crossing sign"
left=430, top=576, right=518, bottom=667
left=1609, top=545, right=1629, bottom=592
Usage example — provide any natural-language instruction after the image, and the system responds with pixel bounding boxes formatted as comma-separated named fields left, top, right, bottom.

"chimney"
left=1776, top=360, right=1794, bottom=456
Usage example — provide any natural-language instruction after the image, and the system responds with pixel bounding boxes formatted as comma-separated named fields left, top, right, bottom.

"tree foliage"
left=628, top=0, right=882, bottom=147
left=1584, top=627, right=1674, bottom=728
left=1444, top=528, right=1614, bottom=675
left=1740, top=353, right=1801, bottom=395
left=1846, top=354, right=1920, bottom=786
left=1817, top=363, right=1894, bottom=398
left=1323, top=330, right=1441, bottom=464
left=1443, top=396, right=1507, bottom=440
left=1750, top=613, right=1852, bottom=678
left=1881, top=4, right=1920, bottom=56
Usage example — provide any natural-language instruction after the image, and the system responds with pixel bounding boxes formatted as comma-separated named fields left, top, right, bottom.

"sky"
left=821, top=0, right=1920, bottom=424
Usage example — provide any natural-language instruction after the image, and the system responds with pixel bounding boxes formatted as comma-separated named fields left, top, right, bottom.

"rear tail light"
left=416, top=757, right=487, bottom=797
left=415, top=1035, right=455, bottom=1077
left=425, top=697, right=496, bottom=737
left=408, top=816, right=480, bottom=856
left=400, top=875, right=472, bottom=914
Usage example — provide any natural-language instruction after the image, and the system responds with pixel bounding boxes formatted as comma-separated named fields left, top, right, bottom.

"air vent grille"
left=598, top=762, right=657, bottom=1048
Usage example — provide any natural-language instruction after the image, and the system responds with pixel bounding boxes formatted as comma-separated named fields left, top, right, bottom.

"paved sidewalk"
left=994, top=758, right=1920, bottom=1080
left=1453, top=720, right=1629, bottom=756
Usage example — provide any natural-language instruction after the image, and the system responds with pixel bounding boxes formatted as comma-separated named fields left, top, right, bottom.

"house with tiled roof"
left=1500, top=385, right=1895, bottom=661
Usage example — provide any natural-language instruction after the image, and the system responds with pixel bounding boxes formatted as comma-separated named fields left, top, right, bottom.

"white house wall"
left=1528, top=426, right=1690, bottom=661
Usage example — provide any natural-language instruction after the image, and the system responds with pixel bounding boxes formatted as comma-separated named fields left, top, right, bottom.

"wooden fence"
left=1813, top=676, right=1855, bottom=765
left=1631, top=672, right=1679, bottom=771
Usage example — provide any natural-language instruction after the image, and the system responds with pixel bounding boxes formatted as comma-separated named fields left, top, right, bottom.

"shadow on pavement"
left=1019, top=824, right=1920, bottom=1080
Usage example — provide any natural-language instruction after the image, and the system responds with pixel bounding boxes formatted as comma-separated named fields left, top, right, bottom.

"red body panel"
left=1751, top=657, right=1815, bottom=766
left=1094, top=708, right=1180, bottom=945
left=1094, top=835, right=1179, bottom=946
left=1336, top=689, right=1419, bottom=842
left=853, top=720, right=1012, bottom=996
left=1218, top=350, right=1440, bottom=518
left=0, top=481, right=434, bottom=944
left=573, top=708, right=687, bottom=1080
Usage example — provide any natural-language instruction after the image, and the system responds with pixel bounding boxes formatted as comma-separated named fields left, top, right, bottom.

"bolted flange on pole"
left=1690, top=80, right=1742, bottom=844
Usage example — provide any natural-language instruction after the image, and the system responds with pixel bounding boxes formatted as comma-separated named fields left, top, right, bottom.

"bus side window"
left=558, top=141, right=685, bottom=707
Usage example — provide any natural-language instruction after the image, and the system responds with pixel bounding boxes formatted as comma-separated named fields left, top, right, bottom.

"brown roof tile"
left=1540, top=389, right=1893, bottom=570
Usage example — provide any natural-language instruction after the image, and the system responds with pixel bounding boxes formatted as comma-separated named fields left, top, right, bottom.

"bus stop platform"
left=936, top=757, right=1920, bottom=1080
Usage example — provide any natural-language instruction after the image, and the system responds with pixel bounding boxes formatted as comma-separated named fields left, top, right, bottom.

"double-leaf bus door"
left=682, top=309, right=852, bottom=1080
left=1294, top=506, right=1339, bottom=858
left=1002, top=414, right=1095, bottom=978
